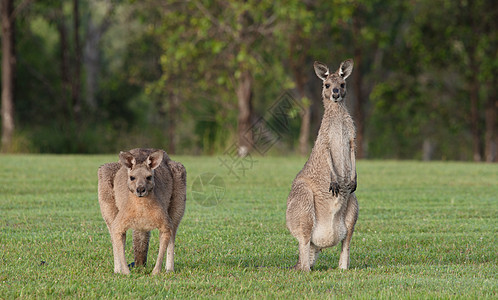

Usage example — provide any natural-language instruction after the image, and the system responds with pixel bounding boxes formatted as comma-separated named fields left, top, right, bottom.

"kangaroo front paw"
left=329, top=181, right=340, bottom=196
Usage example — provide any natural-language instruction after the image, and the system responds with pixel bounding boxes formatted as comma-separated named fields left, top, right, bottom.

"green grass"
left=0, top=154, right=496, bottom=299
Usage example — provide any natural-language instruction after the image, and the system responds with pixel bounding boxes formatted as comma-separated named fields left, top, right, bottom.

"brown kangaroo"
left=98, top=148, right=186, bottom=275
left=286, top=59, right=359, bottom=271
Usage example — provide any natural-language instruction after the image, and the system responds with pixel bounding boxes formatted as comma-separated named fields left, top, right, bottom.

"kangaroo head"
left=119, top=150, right=163, bottom=197
left=314, top=59, right=354, bottom=104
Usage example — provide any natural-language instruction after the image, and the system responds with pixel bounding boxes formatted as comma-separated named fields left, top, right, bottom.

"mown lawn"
left=0, top=154, right=496, bottom=298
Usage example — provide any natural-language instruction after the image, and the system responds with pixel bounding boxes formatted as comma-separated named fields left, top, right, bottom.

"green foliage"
left=0, top=155, right=496, bottom=298
left=366, top=0, right=497, bottom=160
left=4, top=0, right=497, bottom=158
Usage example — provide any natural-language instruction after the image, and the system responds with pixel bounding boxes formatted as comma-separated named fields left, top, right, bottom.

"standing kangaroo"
left=286, top=59, right=359, bottom=271
left=98, top=148, right=186, bottom=275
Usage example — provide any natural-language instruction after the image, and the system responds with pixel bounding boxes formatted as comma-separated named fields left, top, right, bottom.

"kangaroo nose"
left=333, top=88, right=339, bottom=93
left=136, top=186, right=146, bottom=195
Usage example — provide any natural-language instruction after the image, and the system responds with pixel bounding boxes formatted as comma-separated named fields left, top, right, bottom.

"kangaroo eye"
left=325, top=84, right=330, bottom=89
left=340, top=83, right=345, bottom=88
left=130, top=176, right=135, bottom=181
left=146, top=176, right=152, bottom=181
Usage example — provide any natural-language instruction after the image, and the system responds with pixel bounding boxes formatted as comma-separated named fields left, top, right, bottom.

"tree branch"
left=193, top=0, right=235, bottom=38
left=10, top=0, right=32, bottom=21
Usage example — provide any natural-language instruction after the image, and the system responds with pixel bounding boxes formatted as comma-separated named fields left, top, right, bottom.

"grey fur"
left=98, top=148, right=186, bottom=275
left=286, top=59, right=359, bottom=271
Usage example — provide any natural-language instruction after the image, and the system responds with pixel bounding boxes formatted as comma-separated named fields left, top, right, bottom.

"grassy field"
left=0, top=154, right=496, bottom=298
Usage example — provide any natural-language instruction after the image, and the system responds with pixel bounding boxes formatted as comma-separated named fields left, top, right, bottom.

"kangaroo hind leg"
left=338, top=193, right=358, bottom=269
left=286, top=181, right=315, bottom=271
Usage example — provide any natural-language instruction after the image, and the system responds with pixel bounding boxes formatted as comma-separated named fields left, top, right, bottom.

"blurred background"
left=1, top=0, right=497, bottom=161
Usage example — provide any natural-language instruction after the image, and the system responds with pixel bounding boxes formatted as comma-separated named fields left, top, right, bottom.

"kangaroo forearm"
left=350, top=140, right=356, bottom=182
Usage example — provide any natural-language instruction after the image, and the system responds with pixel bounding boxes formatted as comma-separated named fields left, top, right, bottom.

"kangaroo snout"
left=136, top=186, right=147, bottom=197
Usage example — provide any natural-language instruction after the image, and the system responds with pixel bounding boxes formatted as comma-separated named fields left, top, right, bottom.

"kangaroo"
left=98, top=148, right=186, bottom=275
left=286, top=59, right=359, bottom=271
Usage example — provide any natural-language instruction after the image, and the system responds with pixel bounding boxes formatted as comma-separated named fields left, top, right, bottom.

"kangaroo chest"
left=327, top=115, right=353, bottom=179
left=125, top=196, right=168, bottom=231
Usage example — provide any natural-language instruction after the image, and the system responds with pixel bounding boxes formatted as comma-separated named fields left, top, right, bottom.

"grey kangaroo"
left=98, top=148, right=186, bottom=275
left=286, top=59, right=359, bottom=271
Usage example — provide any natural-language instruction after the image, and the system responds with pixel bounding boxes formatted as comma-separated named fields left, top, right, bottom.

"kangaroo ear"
left=313, top=61, right=329, bottom=81
left=338, top=59, right=354, bottom=79
left=147, top=150, right=164, bottom=170
left=119, top=151, right=135, bottom=169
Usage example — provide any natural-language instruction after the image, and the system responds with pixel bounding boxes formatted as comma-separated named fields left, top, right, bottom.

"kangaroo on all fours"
left=286, top=59, right=359, bottom=271
left=98, top=148, right=186, bottom=275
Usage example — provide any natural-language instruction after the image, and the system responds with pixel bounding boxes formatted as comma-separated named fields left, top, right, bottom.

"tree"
left=195, top=1, right=284, bottom=156
left=148, top=0, right=293, bottom=156
left=54, top=0, right=83, bottom=123
left=1, top=0, right=15, bottom=152
left=286, top=1, right=314, bottom=156
left=364, top=0, right=498, bottom=161
left=284, top=0, right=405, bottom=158
left=83, top=0, right=114, bottom=110
left=480, top=2, right=498, bottom=162
left=290, top=30, right=312, bottom=156
left=2, top=0, right=494, bottom=158
left=340, top=0, right=406, bottom=159
left=412, top=0, right=498, bottom=161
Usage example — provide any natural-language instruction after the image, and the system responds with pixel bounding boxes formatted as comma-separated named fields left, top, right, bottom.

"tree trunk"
left=298, top=101, right=311, bottom=156
left=289, top=31, right=311, bottom=156
left=485, top=81, right=497, bottom=162
left=463, top=4, right=483, bottom=162
left=57, top=1, right=82, bottom=123
left=168, top=93, right=180, bottom=154
left=469, top=60, right=482, bottom=162
left=352, top=48, right=365, bottom=159
left=1, top=0, right=15, bottom=152
left=296, top=74, right=311, bottom=156
left=84, top=18, right=99, bottom=110
left=83, top=5, right=112, bottom=111
left=422, top=139, right=435, bottom=161
left=57, top=7, right=71, bottom=119
left=293, top=63, right=311, bottom=156
left=236, top=69, right=253, bottom=156
left=352, top=12, right=365, bottom=159
left=72, top=0, right=81, bottom=119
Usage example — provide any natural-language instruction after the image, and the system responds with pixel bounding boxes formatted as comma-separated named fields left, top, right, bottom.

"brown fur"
left=98, top=148, right=186, bottom=275
left=286, top=59, right=359, bottom=271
